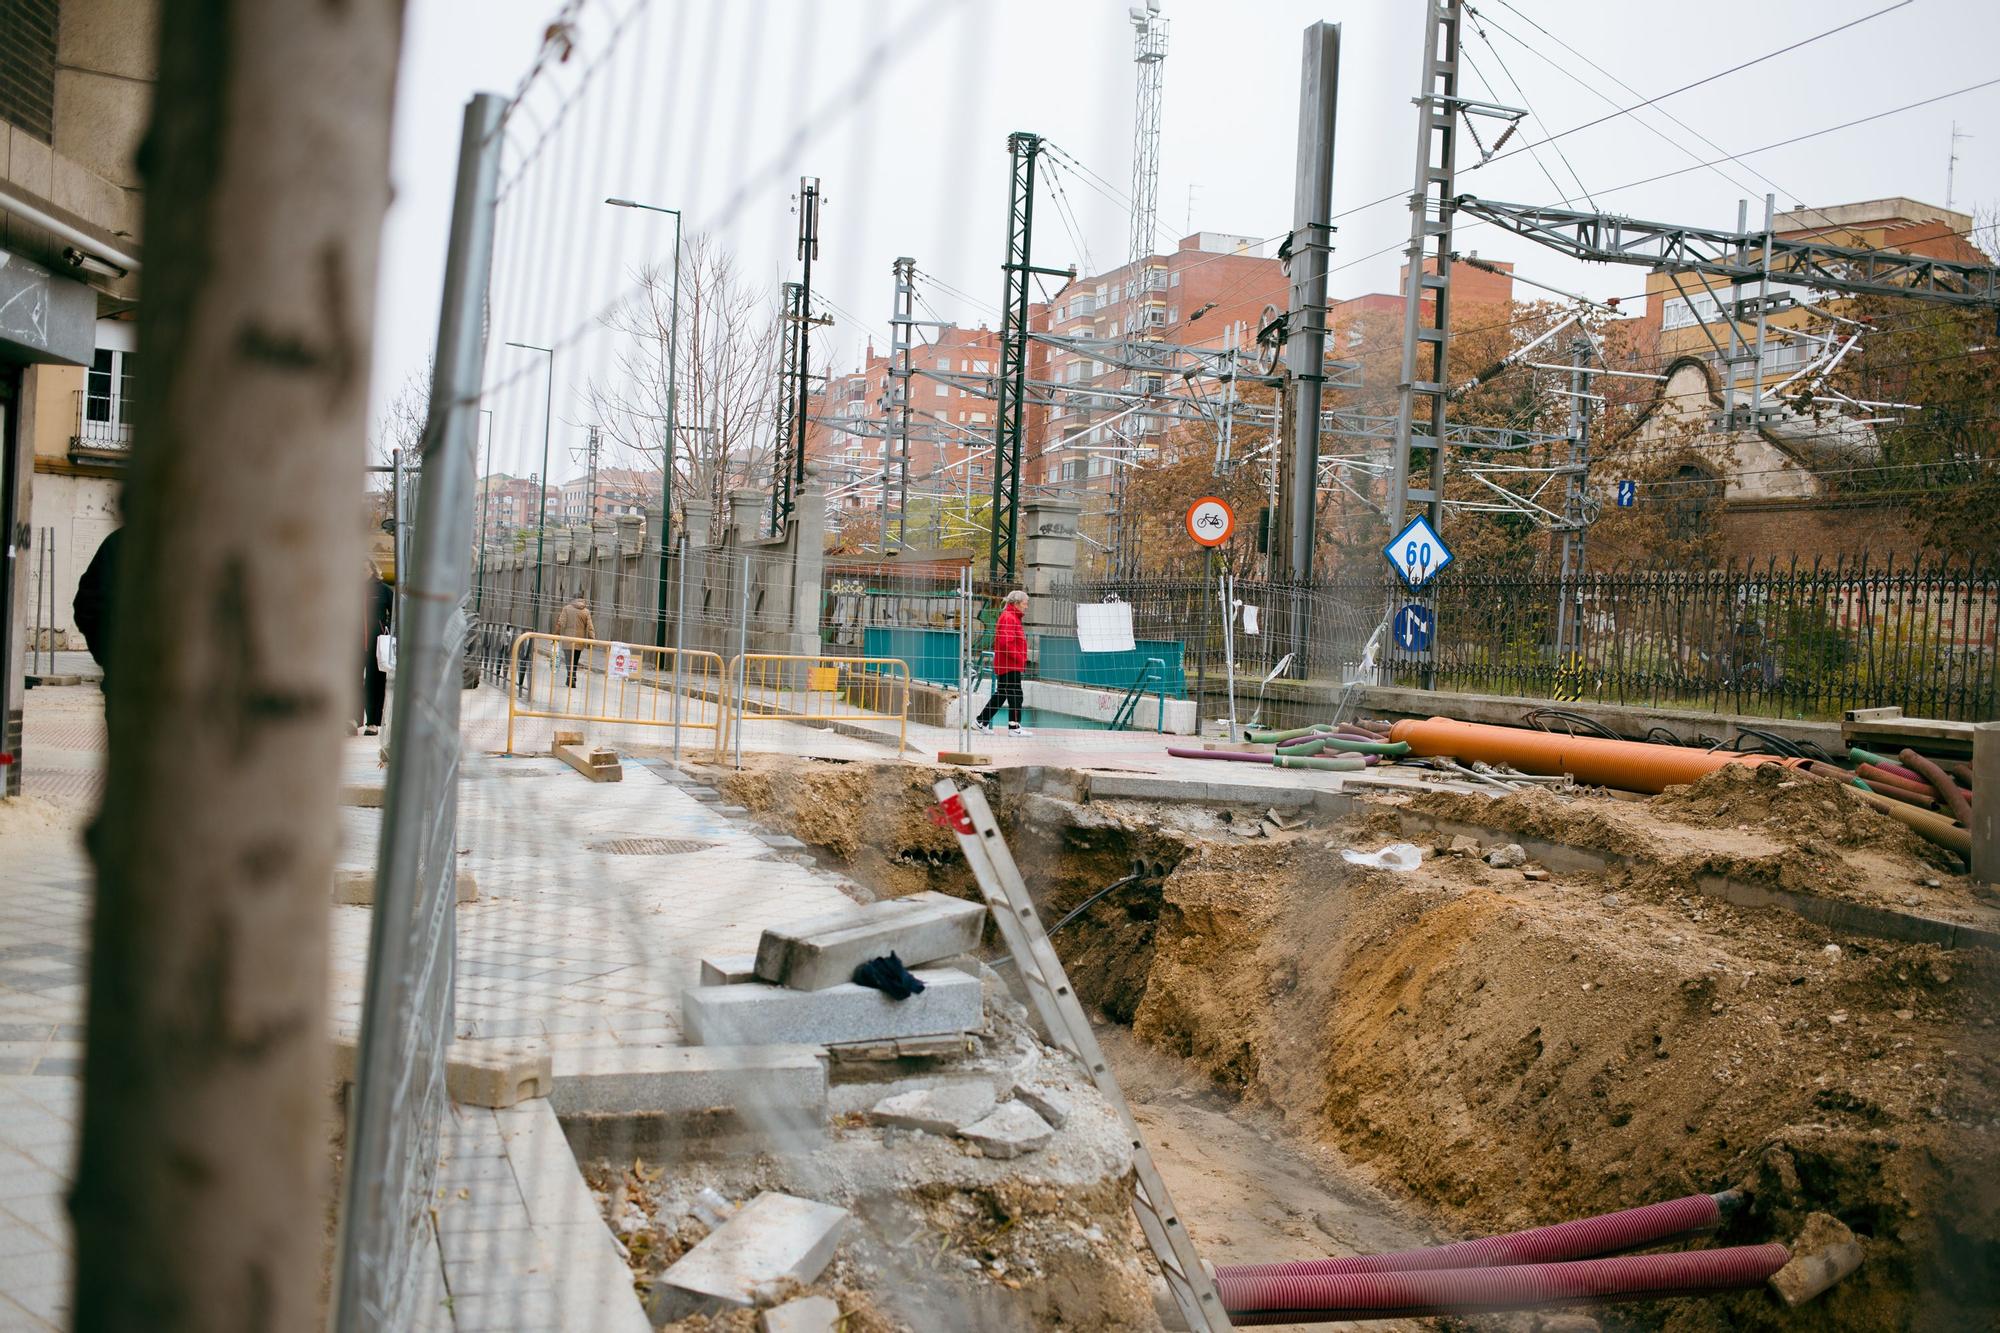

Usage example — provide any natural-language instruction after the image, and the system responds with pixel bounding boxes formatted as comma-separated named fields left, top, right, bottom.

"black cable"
left=1522, top=706, right=1622, bottom=741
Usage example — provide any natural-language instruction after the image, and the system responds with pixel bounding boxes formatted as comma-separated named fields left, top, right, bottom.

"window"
left=1660, top=292, right=1723, bottom=332
left=970, top=412, right=987, bottom=424
left=973, top=359, right=991, bottom=373
left=0, top=0, right=58, bottom=143
left=1167, top=306, right=1179, bottom=324
left=1169, top=271, right=1181, bottom=287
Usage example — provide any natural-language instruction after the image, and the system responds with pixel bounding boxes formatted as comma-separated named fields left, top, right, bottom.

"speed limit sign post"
left=1186, top=496, right=1234, bottom=548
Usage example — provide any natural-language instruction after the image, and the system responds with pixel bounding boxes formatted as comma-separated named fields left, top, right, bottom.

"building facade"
left=3, top=0, right=156, bottom=794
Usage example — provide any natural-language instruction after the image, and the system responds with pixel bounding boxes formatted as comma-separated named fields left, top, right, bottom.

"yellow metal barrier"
left=722, top=653, right=911, bottom=757
left=505, top=632, right=727, bottom=756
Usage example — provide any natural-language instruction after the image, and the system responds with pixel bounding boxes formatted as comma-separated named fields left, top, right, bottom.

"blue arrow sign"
left=1616, top=479, right=1636, bottom=508
left=1382, top=515, right=1454, bottom=590
left=1394, top=603, right=1434, bottom=653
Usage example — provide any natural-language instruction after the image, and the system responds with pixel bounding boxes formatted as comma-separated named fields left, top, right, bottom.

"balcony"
left=71, top=390, right=133, bottom=464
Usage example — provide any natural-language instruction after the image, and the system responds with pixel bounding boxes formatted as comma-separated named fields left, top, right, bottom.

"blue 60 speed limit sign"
left=1382, top=514, right=1454, bottom=590
left=1185, top=496, right=1234, bottom=547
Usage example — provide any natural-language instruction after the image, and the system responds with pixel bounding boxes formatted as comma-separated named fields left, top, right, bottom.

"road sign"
left=1393, top=603, right=1433, bottom=653
left=1185, top=496, right=1234, bottom=547
left=1616, top=479, right=1636, bottom=508
left=1382, top=514, right=1453, bottom=590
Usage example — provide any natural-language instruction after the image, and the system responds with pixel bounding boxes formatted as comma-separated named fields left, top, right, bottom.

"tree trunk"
left=71, top=1, right=402, bottom=1328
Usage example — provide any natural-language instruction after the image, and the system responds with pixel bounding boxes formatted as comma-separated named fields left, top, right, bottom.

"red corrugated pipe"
left=1218, top=1243, right=1790, bottom=1324
left=1220, top=1191, right=1735, bottom=1280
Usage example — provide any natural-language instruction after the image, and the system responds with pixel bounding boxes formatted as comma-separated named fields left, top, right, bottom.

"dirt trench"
left=713, top=755, right=2000, bottom=1331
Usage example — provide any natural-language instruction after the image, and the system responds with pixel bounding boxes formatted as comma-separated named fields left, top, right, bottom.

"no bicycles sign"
left=1185, top=496, right=1234, bottom=547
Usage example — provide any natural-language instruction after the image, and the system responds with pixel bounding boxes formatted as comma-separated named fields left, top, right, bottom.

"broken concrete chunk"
left=760, top=1295, right=842, bottom=1333
left=867, top=1083, right=998, bottom=1136
left=1485, top=843, right=1528, bottom=868
left=1011, top=1082, right=1072, bottom=1129
left=755, top=892, right=988, bottom=991
left=1448, top=834, right=1481, bottom=856
left=1769, top=1212, right=1864, bottom=1308
left=681, top=970, right=981, bottom=1048
left=1522, top=868, right=1551, bottom=882
left=958, top=1101, right=1054, bottom=1158
left=660, top=1191, right=850, bottom=1309
left=446, top=1042, right=552, bottom=1108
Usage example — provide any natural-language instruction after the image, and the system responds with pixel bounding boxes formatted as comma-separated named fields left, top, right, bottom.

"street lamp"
left=505, top=340, right=553, bottom=630
left=606, top=196, right=683, bottom=648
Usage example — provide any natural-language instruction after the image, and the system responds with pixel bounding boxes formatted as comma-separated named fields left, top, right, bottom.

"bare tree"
left=71, top=1, right=400, bottom=1328
left=589, top=235, right=784, bottom=526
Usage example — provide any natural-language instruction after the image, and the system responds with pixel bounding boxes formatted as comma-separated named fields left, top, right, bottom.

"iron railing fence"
left=1051, top=554, right=2000, bottom=722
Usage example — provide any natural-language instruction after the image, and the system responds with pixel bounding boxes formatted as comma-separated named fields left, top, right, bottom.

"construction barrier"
left=504, top=632, right=727, bottom=756
left=722, top=653, right=911, bottom=757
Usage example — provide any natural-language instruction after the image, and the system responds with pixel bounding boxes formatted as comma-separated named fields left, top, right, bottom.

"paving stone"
left=549, top=1044, right=826, bottom=1118
left=760, top=1294, right=842, bottom=1333
left=700, top=953, right=759, bottom=986
left=659, top=1191, right=850, bottom=1309
left=331, top=868, right=479, bottom=906
left=957, top=1101, right=1053, bottom=1158
left=756, top=832, right=810, bottom=851
left=866, top=1082, right=996, bottom=1135
left=447, top=1042, right=554, bottom=1108
left=341, top=783, right=386, bottom=808
left=682, top=970, right=981, bottom=1048
left=754, top=892, right=987, bottom=991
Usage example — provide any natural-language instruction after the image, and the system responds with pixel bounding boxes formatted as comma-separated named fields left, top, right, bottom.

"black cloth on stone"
left=851, top=952, right=927, bottom=1000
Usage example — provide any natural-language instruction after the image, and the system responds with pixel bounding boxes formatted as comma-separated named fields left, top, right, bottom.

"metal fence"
left=1052, top=554, right=2000, bottom=722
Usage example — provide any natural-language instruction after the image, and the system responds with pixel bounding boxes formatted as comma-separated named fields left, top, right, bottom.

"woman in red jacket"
left=975, top=589, right=1032, bottom=734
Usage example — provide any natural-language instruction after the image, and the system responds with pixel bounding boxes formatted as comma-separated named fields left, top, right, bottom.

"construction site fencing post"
left=734, top=552, right=750, bottom=770
left=1219, top=568, right=1239, bottom=740
left=672, top=533, right=689, bottom=763
left=333, top=91, right=503, bottom=1332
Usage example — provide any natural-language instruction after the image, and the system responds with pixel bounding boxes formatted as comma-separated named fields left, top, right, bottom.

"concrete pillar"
left=1975, top=723, right=1999, bottom=886
left=681, top=495, right=715, bottom=551
left=727, top=489, right=764, bottom=545
left=591, top=517, right=617, bottom=637
left=1018, top=495, right=1081, bottom=655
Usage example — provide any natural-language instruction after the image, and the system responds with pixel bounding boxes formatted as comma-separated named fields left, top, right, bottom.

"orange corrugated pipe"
left=1386, top=717, right=1809, bottom=794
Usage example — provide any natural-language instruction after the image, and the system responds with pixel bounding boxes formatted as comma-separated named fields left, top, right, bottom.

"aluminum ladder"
left=930, top=779, right=1233, bottom=1331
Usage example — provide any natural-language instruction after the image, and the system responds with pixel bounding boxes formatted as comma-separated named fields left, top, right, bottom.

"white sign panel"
left=1075, top=600, right=1136, bottom=654
left=607, top=642, right=638, bottom=679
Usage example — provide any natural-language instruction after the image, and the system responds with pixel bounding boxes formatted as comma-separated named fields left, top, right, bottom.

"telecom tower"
left=1111, top=0, right=1167, bottom=576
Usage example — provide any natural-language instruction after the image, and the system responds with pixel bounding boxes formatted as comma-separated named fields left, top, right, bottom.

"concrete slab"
left=331, top=867, right=479, bottom=905
left=1011, top=1082, right=1072, bottom=1130
left=659, top=1191, right=850, bottom=1309
left=958, top=1101, right=1053, bottom=1158
left=754, top=892, right=987, bottom=991
left=448, top=1041, right=554, bottom=1109
left=682, top=970, right=982, bottom=1048
left=1085, top=771, right=1321, bottom=807
left=700, top=953, right=760, bottom=986
left=549, top=1043, right=826, bottom=1118
left=866, top=1082, right=997, bottom=1135
left=760, top=1294, right=842, bottom=1333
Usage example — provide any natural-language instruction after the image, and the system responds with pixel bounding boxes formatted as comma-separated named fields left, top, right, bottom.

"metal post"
left=958, top=565, right=973, bottom=753
left=389, top=447, right=403, bottom=644
left=29, top=529, right=44, bottom=676
left=1750, top=192, right=1775, bottom=423
left=1219, top=568, right=1239, bottom=741
left=733, top=552, right=750, bottom=769
left=336, top=90, right=503, bottom=1331
left=474, top=408, right=492, bottom=613
left=1554, top=335, right=1591, bottom=676
left=1722, top=199, right=1747, bottom=429
left=671, top=533, right=688, bottom=763
left=1276, top=21, right=1339, bottom=581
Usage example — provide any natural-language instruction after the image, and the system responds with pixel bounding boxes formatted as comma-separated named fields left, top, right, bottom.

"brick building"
left=557, top=466, right=660, bottom=524
left=476, top=473, right=555, bottom=539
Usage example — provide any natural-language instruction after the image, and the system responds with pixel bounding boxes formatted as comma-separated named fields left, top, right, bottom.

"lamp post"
left=505, top=340, right=553, bottom=629
left=606, top=196, right=682, bottom=647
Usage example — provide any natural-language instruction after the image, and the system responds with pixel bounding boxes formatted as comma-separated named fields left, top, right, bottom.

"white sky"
left=371, top=0, right=2000, bottom=486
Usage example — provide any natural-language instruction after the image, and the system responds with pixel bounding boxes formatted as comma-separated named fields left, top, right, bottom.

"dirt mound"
left=1405, top=785, right=1653, bottom=858
left=1652, top=762, right=1941, bottom=858
left=1130, top=833, right=2000, bottom=1331
left=715, top=757, right=973, bottom=897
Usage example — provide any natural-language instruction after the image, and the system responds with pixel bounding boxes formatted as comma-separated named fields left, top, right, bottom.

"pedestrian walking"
left=71, top=527, right=123, bottom=695
left=359, top=570, right=391, bottom=734
left=553, top=593, right=595, bottom=688
left=974, top=589, right=1032, bottom=735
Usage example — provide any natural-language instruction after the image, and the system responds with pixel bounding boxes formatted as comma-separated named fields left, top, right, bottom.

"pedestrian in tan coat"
left=553, top=594, right=595, bottom=687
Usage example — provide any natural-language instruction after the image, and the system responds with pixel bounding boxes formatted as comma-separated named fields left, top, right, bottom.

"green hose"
left=1273, top=753, right=1365, bottom=771
left=1275, top=737, right=1329, bottom=756
left=1247, top=724, right=1332, bottom=744
left=1302, top=736, right=1411, bottom=757
left=1849, top=745, right=1891, bottom=768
